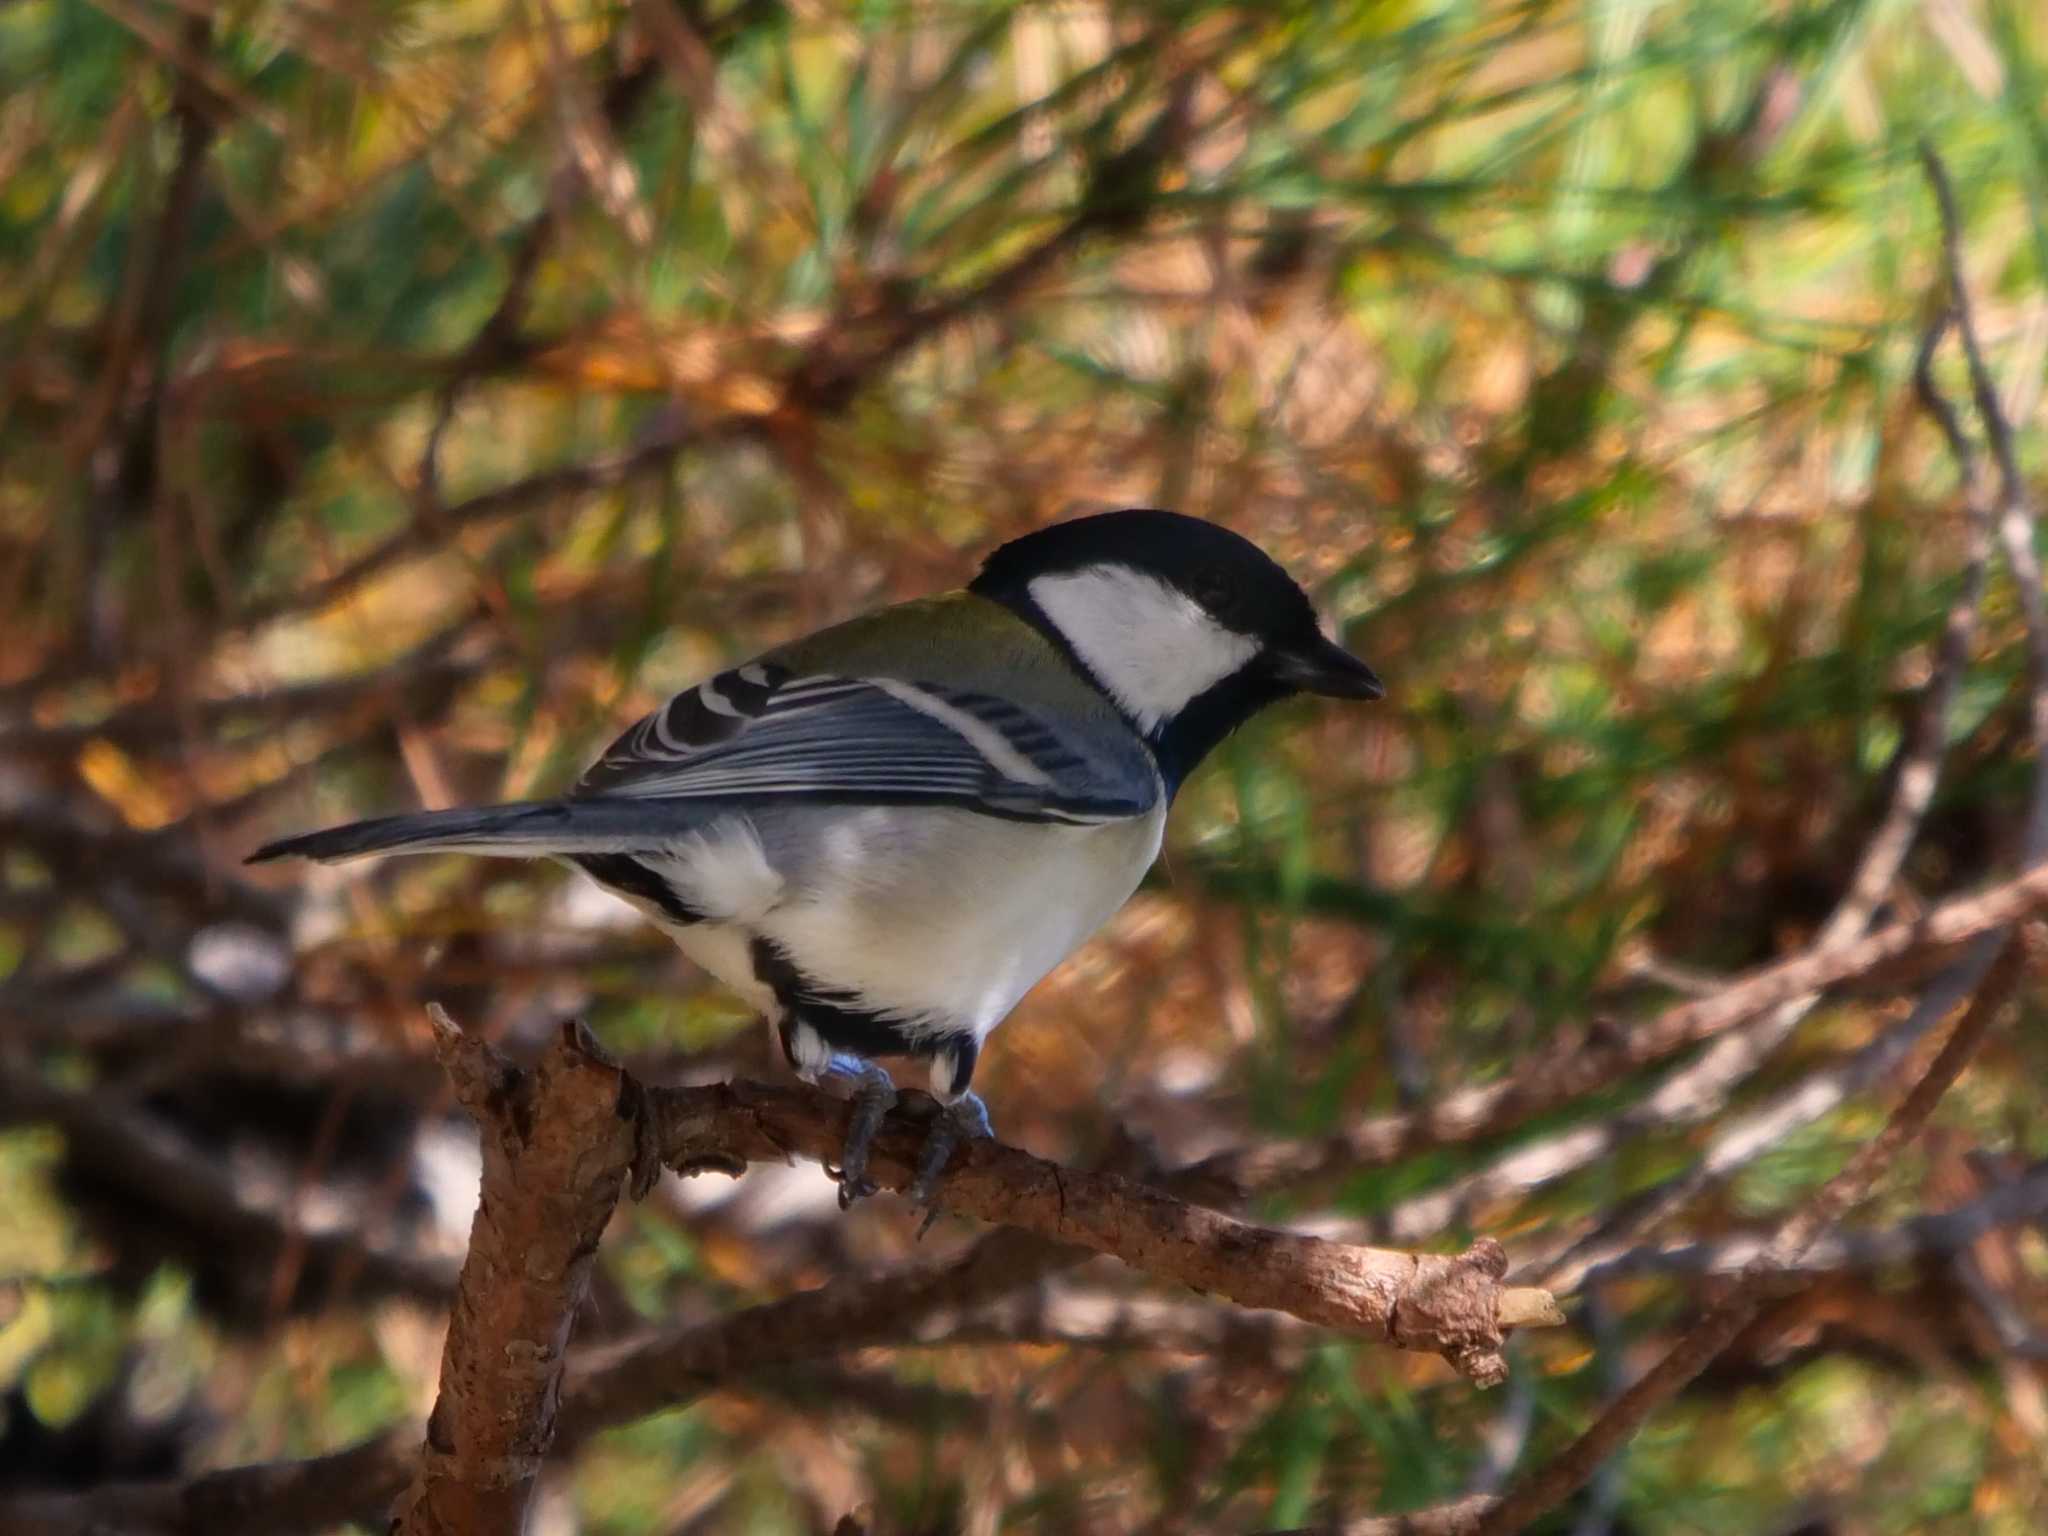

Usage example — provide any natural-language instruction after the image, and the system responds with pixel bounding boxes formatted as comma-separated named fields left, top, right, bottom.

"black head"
left=970, top=509, right=1383, bottom=792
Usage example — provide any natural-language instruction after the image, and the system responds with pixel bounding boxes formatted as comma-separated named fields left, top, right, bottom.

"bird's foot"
left=823, top=1056, right=899, bottom=1210
left=910, top=1091, right=993, bottom=1236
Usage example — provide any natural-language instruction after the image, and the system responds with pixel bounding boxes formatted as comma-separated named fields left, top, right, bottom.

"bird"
left=249, top=509, right=1384, bottom=1211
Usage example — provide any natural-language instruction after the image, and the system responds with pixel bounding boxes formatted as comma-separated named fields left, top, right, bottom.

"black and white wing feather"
left=575, top=663, right=1156, bottom=824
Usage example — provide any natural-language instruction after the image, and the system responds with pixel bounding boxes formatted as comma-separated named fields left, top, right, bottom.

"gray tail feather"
left=245, top=799, right=674, bottom=865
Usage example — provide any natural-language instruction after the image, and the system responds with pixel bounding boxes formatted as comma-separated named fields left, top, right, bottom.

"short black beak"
left=1275, top=632, right=1385, bottom=701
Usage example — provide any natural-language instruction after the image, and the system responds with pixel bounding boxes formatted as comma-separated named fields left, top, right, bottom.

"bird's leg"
left=820, top=1053, right=898, bottom=1210
left=910, top=1090, right=993, bottom=1231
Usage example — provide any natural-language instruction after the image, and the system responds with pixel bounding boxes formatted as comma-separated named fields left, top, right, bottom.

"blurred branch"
left=0, top=615, right=491, bottom=758
left=0, top=987, right=1560, bottom=1536
left=22, top=920, right=2034, bottom=1534
left=1921, top=145, right=2027, bottom=508
left=1516, top=141, right=2048, bottom=1296
left=93, top=66, right=1189, bottom=683
left=0, top=1360, right=988, bottom=1536
left=1530, top=960, right=1994, bottom=1293
left=1581, top=1155, right=2048, bottom=1283
left=417, top=26, right=665, bottom=504
left=1193, top=854, right=2048, bottom=1192
left=7, top=14, right=1190, bottom=731
left=231, top=413, right=716, bottom=634
left=785, top=74, right=1196, bottom=412
left=0, top=797, right=282, bottom=928
left=76, top=10, right=216, bottom=529
left=1261, top=1493, right=1499, bottom=1535
left=555, top=1212, right=1105, bottom=1442
left=1, top=1430, right=413, bottom=1536
left=905, top=1284, right=1313, bottom=1357
left=1, top=1233, right=1040, bottom=1536
left=1470, top=931, right=2029, bottom=1536
left=1434, top=154, right=2048, bottom=1529
left=0, top=1054, right=458, bottom=1302
left=413, top=1, right=777, bottom=506
left=1566, top=1289, right=1628, bottom=1536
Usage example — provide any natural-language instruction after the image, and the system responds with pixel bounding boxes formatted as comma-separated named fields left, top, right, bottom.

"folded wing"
left=576, top=662, right=1156, bottom=825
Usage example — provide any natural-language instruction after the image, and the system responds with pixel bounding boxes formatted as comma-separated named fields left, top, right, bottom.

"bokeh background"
left=3, top=0, right=2046, bottom=1531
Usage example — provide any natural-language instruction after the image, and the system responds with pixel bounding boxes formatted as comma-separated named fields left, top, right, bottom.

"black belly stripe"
left=752, top=935, right=967, bottom=1068
left=570, top=854, right=704, bottom=924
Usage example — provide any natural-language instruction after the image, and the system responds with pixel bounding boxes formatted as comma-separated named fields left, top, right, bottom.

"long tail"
left=245, top=799, right=681, bottom=865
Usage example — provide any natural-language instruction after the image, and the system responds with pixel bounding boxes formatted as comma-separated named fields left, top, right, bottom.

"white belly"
left=655, top=803, right=1166, bottom=1041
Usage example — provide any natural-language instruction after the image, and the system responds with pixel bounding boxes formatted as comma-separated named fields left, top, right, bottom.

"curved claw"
left=910, top=1091, right=993, bottom=1235
left=830, top=1060, right=899, bottom=1209
left=837, top=1171, right=876, bottom=1211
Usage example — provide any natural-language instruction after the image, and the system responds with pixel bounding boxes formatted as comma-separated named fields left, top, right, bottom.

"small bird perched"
left=251, top=510, right=1383, bottom=1210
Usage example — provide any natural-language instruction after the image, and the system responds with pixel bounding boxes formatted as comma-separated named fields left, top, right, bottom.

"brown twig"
left=0, top=1136, right=1204, bottom=1534
left=40, top=951, right=2037, bottom=1536
left=1191, top=129, right=2004, bottom=1224
left=1920, top=143, right=2046, bottom=812
left=1469, top=933, right=2028, bottom=1536
left=2, top=1224, right=1042, bottom=1536
left=1535, top=145, right=2048, bottom=1274
left=1528, top=958, right=1992, bottom=1292
left=1920, top=145, right=2025, bottom=503
left=903, top=1284, right=1315, bottom=1357
left=219, top=69, right=1170, bottom=647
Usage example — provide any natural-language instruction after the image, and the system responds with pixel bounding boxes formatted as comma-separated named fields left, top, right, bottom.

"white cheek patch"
left=1028, top=566, right=1259, bottom=733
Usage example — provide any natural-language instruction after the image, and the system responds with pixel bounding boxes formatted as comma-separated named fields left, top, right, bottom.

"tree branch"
left=643, top=1078, right=1562, bottom=1385
left=389, top=1007, right=648, bottom=1535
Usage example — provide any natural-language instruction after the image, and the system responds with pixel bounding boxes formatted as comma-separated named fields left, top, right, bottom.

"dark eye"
left=1191, top=570, right=1234, bottom=614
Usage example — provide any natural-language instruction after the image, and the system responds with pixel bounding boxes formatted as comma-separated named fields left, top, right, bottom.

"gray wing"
left=575, top=662, right=1158, bottom=824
